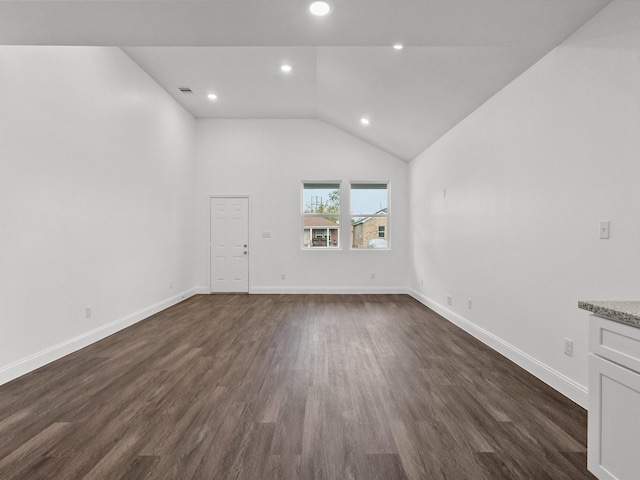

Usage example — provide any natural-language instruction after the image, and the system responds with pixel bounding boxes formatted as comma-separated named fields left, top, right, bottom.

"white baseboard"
left=249, top=286, right=409, bottom=295
left=407, top=288, right=588, bottom=408
left=200, top=284, right=407, bottom=295
left=2, top=285, right=587, bottom=409
left=0, top=287, right=200, bottom=387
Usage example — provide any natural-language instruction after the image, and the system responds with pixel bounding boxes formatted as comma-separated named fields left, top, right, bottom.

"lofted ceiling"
left=0, top=0, right=611, bottom=161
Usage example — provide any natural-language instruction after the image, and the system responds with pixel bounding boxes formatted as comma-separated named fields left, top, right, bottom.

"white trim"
left=349, top=180, right=390, bottom=250
left=2, top=283, right=587, bottom=410
left=251, top=286, right=408, bottom=295
left=407, top=288, right=589, bottom=408
left=301, top=181, right=343, bottom=250
left=0, top=287, right=199, bottom=387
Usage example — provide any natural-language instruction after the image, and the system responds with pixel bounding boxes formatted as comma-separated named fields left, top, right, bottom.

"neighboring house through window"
left=302, top=182, right=340, bottom=248
left=350, top=183, right=389, bottom=249
left=301, top=181, right=389, bottom=249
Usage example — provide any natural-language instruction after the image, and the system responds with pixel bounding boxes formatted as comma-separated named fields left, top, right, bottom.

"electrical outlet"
left=281, top=273, right=286, bottom=280
left=85, top=306, right=92, bottom=318
left=370, top=273, right=376, bottom=280
left=447, top=295, right=452, bottom=306
left=420, top=278, right=424, bottom=286
left=564, top=338, right=573, bottom=357
left=599, top=221, right=610, bottom=239
left=170, top=281, right=173, bottom=289
left=467, top=298, right=472, bottom=309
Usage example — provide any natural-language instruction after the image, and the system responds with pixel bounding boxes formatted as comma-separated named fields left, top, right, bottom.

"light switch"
left=599, top=221, right=610, bottom=239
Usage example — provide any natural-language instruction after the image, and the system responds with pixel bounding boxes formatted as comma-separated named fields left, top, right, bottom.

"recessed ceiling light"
left=207, top=93, right=218, bottom=100
left=309, top=1, right=332, bottom=16
left=281, top=64, right=292, bottom=73
left=393, top=44, right=404, bottom=50
left=360, top=118, right=370, bottom=126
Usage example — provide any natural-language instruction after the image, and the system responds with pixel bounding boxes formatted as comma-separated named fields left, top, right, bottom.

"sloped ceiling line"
left=0, top=0, right=611, bottom=161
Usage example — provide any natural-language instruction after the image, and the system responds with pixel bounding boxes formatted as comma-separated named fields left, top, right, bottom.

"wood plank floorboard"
left=0, top=294, right=595, bottom=479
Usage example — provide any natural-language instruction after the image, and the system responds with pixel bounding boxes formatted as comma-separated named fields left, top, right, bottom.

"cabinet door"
left=589, top=353, right=640, bottom=480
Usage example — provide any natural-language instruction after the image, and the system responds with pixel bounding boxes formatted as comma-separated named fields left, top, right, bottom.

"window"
left=303, top=183, right=340, bottom=248
left=350, top=183, right=389, bottom=249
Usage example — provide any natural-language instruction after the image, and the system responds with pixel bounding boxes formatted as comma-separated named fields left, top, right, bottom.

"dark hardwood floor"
left=0, top=294, right=595, bottom=479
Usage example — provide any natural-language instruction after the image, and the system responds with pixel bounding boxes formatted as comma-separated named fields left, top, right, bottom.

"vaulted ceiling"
left=0, top=0, right=611, bottom=160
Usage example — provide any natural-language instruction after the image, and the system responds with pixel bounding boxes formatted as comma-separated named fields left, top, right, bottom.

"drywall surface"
left=195, top=119, right=409, bottom=293
left=409, top=0, right=640, bottom=406
left=0, top=47, right=197, bottom=382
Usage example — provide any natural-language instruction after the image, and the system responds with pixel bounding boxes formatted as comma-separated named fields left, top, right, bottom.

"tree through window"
left=302, top=183, right=340, bottom=248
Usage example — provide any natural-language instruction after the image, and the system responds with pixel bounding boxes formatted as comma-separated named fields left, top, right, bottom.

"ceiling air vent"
left=177, top=86, right=193, bottom=94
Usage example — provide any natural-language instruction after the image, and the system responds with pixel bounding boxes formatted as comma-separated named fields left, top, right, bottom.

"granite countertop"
left=578, top=301, right=640, bottom=328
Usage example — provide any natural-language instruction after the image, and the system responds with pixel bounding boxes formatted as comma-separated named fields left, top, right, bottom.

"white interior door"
left=210, top=197, right=249, bottom=293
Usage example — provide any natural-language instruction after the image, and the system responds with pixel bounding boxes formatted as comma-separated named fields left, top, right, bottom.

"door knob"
left=244, top=251, right=248, bottom=255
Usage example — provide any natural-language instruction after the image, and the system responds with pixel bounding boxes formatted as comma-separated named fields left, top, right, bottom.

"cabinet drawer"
left=590, top=315, right=640, bottom=373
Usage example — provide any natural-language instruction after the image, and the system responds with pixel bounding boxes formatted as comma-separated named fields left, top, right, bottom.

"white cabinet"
left=589, top=315, right=640, bottom=480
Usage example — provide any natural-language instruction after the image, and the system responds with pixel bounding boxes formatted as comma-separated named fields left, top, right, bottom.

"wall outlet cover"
left=564, top=338, right=573, bottom=357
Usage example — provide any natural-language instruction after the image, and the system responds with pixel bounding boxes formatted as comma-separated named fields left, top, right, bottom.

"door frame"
left=209, top=195, right=252, bottom=294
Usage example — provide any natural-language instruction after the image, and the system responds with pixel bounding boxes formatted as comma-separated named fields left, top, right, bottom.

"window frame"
left=349, top=181, right=390, bottom=250
left=301, top=181, right=342, bottom=250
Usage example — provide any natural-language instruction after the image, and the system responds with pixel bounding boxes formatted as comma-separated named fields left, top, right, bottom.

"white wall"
left=7, top=2, right=635, bottom=409
left=195, top=119, right=409, bottom=293
left=408, top=0, right=640, bottom=407
left=0, top=47, right=197, bottom=383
